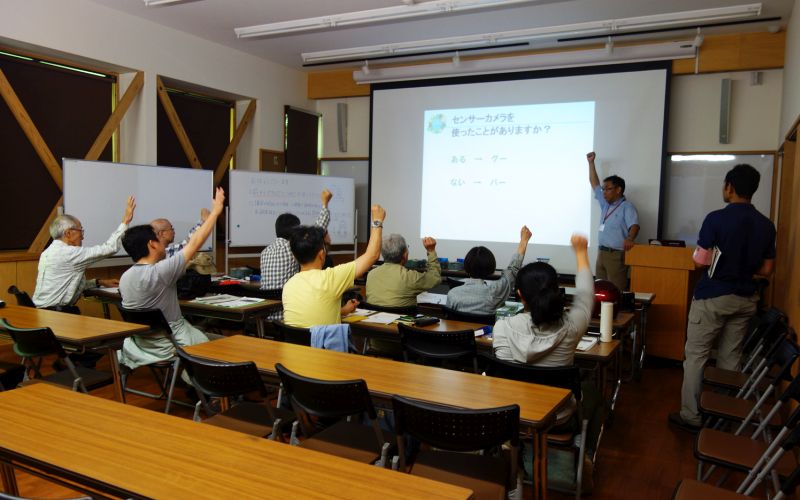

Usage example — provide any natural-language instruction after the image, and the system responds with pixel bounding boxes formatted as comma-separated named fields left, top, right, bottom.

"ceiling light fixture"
left=352, top=40, right=698, bottom=84
left=235, top=0, right=541, bottom=38
left=143, top=0, right=194, bottom=6
left=301, top=3, right=761, bottom=64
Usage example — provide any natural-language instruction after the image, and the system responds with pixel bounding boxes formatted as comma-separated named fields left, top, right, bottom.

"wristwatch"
left=371, top=220, right=384, bottom=228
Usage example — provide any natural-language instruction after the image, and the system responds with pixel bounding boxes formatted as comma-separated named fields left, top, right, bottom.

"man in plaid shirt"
left=260, top=189, right=332, bottom=320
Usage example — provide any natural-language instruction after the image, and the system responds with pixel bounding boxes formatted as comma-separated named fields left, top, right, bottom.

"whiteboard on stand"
left=229, top=171, right=355, bottom=247
left=63, top=159, right=214, bottom=257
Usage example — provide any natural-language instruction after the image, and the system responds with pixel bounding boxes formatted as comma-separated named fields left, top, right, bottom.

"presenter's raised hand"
left=570, top=234, right=588, bottom=251
left=200, top=208, right=210, bottom=222
left=122, top=196, right=136, bottom=224
left=211, top=187, right=225, bottom=216
left=321, top=189, right=333, bottom=208
left=586, top=152, right=596, bottom=164
left=371, top=204, right=386, bottom=223
left=520, top=226, right=532, bottom=244
left=422, top=237, right=437, bottom=253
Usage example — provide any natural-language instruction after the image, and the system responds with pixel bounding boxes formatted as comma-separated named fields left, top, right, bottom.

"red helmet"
left=592, top=279, right=621, bottom=318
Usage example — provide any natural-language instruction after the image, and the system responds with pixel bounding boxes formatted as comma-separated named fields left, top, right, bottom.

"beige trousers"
left=595, top=249, right=628, bottom=291
left=679, top=293, right=758, bottom=425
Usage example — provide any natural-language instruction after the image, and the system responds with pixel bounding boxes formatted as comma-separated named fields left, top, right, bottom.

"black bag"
left=176, top=269, right=211, bottom=300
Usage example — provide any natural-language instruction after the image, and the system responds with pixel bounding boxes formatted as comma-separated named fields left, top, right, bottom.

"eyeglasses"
left=157, top=226, right=175, bottom=233
left=70, top=227, right=85, bottom=235
left=601, top=186, right=618, bottom=192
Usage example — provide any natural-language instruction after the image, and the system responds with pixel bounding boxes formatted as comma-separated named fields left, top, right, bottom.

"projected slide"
left=420, top=101, right=594, bottom=245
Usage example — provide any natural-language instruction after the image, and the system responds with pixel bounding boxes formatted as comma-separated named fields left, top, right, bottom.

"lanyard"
left=603, top=198, right=625, bottom=223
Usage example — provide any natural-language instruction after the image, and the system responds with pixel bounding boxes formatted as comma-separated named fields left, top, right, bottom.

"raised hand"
left=422, top=237, right=437, bottom=252
left=321, top=189, right=333, bottom=207
left=122, top=196, right=136, bottom=224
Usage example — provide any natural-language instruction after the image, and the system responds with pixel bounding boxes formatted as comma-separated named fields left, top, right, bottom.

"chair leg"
left=375, top=442, right=390, bottom=468
left=576, top=419, right=589, bottom=499
left=192, top=401, right=202, bottom=422
left=290, top=421, right=301, bottom=446
left=164, top=358, right=181, bottom=415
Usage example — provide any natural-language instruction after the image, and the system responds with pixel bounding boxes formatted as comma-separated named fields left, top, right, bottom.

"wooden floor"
left=0, top=340, right=707, bottom=499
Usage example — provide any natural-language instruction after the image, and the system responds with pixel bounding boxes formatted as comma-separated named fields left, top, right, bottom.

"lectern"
left=626, top=245, right=700, bottom=361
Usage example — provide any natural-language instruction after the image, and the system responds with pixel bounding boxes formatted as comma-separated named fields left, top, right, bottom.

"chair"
left=6, top=285, right=35, bottom=307
left=114, top=305, right=183, bottom=414
left=699, top=338, right=800, bottom=437
left=0, top=318, right=112, bottom=393
left=176, top=348, right=295, bottom=439
left=694, top=409, right=800, bottom=495
left=702, top=308, right=790, bottom=394
left=673, top=463, right=800, bottom=500
left=445, top=277, right=466, bottom=289
left=275, top=363, right=393, bottom=467
left=358, top=302, right=418, bottom=359
left=360, top=301, right=418, bottom=316
left=442, top=305, right=496, bottom=325
left=272, top=320, right=311, bottom=346
left=481, top=353, right=588, bottom=498
left=398, top=322, right=478, bottom=373
left=0, top=360, right=25, bottom=391
left=391, top=394, right=520, bottom=500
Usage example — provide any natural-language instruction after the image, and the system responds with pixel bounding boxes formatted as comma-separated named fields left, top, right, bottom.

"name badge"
left=598, top=223, right=605, bottom=232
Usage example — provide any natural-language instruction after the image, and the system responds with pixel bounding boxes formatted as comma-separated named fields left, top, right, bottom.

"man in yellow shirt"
left=282, top=205, right=386, bottom=328
left=366, top=234, right=440, bottom=308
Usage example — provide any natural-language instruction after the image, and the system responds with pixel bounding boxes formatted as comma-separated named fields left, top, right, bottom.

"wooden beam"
left=85, top=71, right=144, bottom=161
left=214, top=99, right=256, bottom=185
left=27, top=196, right=62, bottom=254
left=308, top=69, right=370, bottom=99
left=0, top=68, right=63, bottom=190
left=156, top=75, right=202, bottom=169
left=672, top=32, right=785, bottom=75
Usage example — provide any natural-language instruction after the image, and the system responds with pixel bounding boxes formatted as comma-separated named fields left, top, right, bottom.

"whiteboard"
left=229, top=171, right=355, bottom=247
left=63, top=159, right=214, bottom=256
left=321, top=160, right=368, bottom=243
left=663, top=154, right=774, bottom=244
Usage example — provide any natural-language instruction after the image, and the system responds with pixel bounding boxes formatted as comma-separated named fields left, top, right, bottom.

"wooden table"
left=0, top=384, right=472, bottom=500
left=185, top=335, right=570, bottom=500
left=0, top=305, right=147, bottom=402
left=84, top=287, right=281, bottom=338
left=350, top=317, right=622, bottom=415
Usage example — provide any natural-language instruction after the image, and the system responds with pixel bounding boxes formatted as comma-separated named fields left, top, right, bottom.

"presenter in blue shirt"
left=587, top=152, right=639, bottom=291
left=670, top=164, right=775, bottom=432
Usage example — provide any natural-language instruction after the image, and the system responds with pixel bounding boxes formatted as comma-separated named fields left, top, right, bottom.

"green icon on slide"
left=427, top=114, right=447, bottom=134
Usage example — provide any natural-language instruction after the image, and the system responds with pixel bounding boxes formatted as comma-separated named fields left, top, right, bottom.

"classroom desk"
left=185, top=335, right=570, bottom=500
left=83, top=288, right=281, bottom=338
left=0, top=384, right=472, bottom=500
left=349, top=317, right=622, bottom=415
left=0, top=305, right=147, bottom=402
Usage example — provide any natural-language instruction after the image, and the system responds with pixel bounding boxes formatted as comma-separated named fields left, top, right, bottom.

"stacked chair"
left=676, top=307, right=800, bottom=497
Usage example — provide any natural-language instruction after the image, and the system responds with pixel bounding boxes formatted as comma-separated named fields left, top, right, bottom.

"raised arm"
left=517, top=225, right=532, bottom=257
left=314, top=189, right=332, bottom=229
left=122, top=196, right=136, bottom=225
left=587, top=152, right=600, bottom=189
left=354, top=205, right=385, bottom=278
left=180, top=187, right=224, bottom=262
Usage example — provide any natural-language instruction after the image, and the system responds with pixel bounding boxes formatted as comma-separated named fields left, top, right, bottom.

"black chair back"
left=273, top=321, right=312, bottom=346
left=0, top=319, right=65, bottom=359
left=275, top=363, right=377, bottom=420
left=177, top=347, right=266, bottom=399
left=442, top=305, right=495, bottom=326
left=398, top=323, right=477, bottom=365
left=445, top=277, right=466, bottom=289
left=392, top=394, right=519, bottom=453
left=361, top=301, right=418, bottom=316
left=480, top=353, right=582, bottom=399
left=6, top=286, right=35, bottom=308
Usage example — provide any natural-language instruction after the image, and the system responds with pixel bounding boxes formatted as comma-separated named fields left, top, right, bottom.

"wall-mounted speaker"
left=719, top=78, right=732, bottom=144
left=337, top=102, right=348, bottom=152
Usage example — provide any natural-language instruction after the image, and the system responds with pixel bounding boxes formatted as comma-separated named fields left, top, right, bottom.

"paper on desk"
left=352, top=308, right=377, bottom=316
left=417, top=292, right=447, bottom=305
left=192, top=295, right=265, bottom=307
left=577, top=336, right=599, bottom=351
left=98, top=286, right=119, bottom=293
left=363, top=312, right=402, bottom=324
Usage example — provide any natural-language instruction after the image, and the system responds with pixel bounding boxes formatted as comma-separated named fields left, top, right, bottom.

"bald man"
left=150, top=208, right=209, bottom=259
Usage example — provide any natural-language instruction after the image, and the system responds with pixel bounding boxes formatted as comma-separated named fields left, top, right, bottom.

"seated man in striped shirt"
left=259, top=189, right=332, bottom=320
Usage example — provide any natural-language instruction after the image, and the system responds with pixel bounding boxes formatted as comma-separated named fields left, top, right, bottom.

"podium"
left=626, top=245, right=700, bottom=361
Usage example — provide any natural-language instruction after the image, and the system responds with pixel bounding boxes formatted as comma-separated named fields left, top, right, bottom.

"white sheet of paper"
left=364, top=312, right=403, bottom=324
left=417, top=292, right=447, bottom=305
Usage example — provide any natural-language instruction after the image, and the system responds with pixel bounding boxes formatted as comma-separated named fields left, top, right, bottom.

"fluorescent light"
left=143, top=0, right=193, bottom=6
left=302, top=3, right=762, bottom=64
left=352, top=40, right=697, bottom=84
left=671, top=155, right=737, bottom=162
left=235, top=0, right=541, bottom=38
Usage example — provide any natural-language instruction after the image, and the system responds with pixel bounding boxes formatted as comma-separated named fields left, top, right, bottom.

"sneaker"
left=668, top=412, right=701, bottom=433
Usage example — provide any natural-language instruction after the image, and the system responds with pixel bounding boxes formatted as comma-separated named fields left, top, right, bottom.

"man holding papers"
left=670, top=164, right=776, bottom=432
